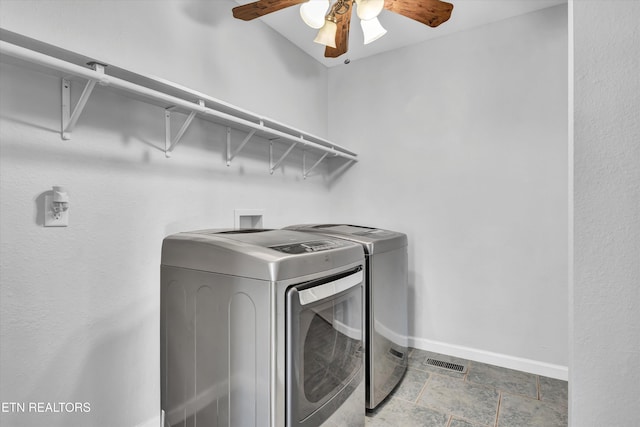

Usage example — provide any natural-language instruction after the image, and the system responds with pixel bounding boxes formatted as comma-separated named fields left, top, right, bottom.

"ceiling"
left=233, top=0, right=566, bottom=67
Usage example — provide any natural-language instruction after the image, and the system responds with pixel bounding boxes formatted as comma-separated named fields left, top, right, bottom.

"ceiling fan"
left=232, top=0, right=454, bottom=58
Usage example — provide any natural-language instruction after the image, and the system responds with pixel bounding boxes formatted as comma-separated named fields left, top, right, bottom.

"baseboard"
left=409, top=336, right=568, bottom=381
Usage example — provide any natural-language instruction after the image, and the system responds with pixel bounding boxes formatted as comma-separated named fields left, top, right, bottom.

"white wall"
left=328, top=6, right=568, bottom=376
left=572, top=1, right=640, bottom=425
left=0, top=1, right=333, bottom=426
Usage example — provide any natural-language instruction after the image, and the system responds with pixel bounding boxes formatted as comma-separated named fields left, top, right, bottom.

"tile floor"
left=366, top=349, right=568, bottom=427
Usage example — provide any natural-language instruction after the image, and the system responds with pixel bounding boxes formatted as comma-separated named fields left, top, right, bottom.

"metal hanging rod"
left=0, top=39, right=358, bottom=164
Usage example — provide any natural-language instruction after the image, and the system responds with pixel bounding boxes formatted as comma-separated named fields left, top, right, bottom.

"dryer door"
left=286, top=267, right=364, bottom=427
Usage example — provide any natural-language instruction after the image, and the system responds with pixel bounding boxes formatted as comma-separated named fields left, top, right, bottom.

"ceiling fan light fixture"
left=232, top=0, right=454, bottom=58
left=313, top=19, right=338, bottom=48
left=300, top=0, right=330, bottom=29
left=355, top=0, right=384, bottom=21
left=360, top=16, right=387, bottom=44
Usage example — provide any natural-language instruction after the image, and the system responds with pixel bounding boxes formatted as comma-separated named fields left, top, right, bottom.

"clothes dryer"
left=284, top=224, right=408, bottom=410
left=161, top=229, right=365, bottom=427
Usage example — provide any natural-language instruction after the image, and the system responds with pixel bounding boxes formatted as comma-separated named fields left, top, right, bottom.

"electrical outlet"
left=44, top=194, right=69, bottom=227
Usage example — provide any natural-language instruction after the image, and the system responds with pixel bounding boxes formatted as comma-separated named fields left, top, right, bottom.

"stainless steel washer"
left=160, top=229, right=366, bottom=427
left=285, top=224, right=408, bottom=410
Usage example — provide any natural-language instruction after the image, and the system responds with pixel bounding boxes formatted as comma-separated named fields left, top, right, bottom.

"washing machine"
left=285, top=224, right=408, bottom=410
left=160, top=228, right=366, bottom=427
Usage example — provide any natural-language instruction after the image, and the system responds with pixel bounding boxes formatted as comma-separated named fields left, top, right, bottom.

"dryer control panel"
left=270, top=240, right=341, bottom=254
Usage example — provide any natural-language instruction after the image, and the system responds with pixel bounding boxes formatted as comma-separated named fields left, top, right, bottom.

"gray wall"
left=572, top=1, right=640, bottom=425
left=328, top=6, right=568, bottom=376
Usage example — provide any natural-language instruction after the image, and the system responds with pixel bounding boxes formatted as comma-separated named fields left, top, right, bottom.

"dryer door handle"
left=297, top=270, right=363, bottom=306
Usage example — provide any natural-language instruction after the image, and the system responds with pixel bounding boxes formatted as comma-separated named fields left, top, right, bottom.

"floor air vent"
left=426, top=358, right=467, bottom=373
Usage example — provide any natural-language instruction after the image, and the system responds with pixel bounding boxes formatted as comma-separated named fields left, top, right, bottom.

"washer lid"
left=284, top=224, right=407, bottom=255
left=161, top=228, right=364, bottom=280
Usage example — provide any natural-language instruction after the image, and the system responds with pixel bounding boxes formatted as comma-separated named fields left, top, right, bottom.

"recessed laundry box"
left=160, top=229, right=366, bottom=427
left=284, top=224, right=409, bottom=410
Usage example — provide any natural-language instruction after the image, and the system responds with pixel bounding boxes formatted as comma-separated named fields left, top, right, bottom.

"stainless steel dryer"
left=160, top=229, right=366, bottom=427
left=284, top=224, right=408, bottom=410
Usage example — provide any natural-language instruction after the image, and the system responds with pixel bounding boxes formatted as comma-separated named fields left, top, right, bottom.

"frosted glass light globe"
left=361, top=16, right=387, bottom=44
left=313, top=20, right=338, bottom=48
left=355, top=0, right=384, bottom=21
left=300, top=0, right=330, bottom=29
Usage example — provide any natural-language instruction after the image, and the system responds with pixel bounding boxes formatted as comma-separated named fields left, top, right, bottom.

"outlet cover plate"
left=44, top=194, right=69, bottom=227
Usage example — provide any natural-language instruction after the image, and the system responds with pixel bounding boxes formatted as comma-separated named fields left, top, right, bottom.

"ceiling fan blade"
left=233, top=0, right=307, bottom=21
left=384, top=0, right=453, bottom=27
left=325, top=0, right=354, bottom=58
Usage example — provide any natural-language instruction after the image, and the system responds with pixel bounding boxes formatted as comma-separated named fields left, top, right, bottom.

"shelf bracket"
left=226, top=127, right=256, bottom=166
left=61, top=62, right=105, bottom=140
left=165, top=99, right=204, bottom=158
left=303, top=150, right=329, bottom=179
left=269, top=139, right=298, bottom=175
